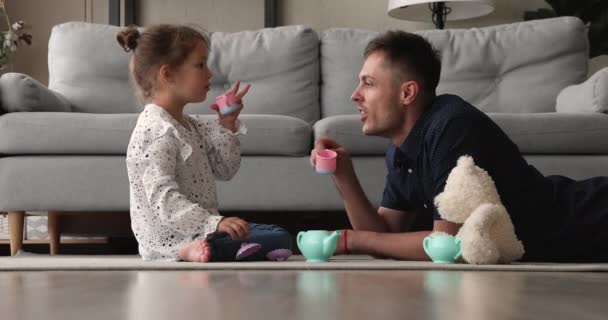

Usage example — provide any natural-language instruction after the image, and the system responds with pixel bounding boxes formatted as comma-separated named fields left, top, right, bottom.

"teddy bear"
left=433, top=155, right=525, bottom=264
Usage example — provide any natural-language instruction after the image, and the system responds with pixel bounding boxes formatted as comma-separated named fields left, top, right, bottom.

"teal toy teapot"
left=423, top=233, right=462, bottom=264
left=297, top=230, right=341, bottom=262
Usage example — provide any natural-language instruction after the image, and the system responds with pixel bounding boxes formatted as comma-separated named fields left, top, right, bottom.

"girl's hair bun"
left=117, top=25, right=140, bottom=52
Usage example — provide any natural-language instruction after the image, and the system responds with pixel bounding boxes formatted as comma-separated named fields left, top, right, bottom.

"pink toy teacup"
left=215, top=91, right=241, bottom=115
left=315, top=149, right=337, bottom=174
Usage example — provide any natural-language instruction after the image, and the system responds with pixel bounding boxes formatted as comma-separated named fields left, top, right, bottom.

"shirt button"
left=408, top=168, right=413, bottom=173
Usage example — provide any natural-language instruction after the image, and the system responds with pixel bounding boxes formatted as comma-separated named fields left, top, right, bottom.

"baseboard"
left=0, top=238, right=108, bottom=245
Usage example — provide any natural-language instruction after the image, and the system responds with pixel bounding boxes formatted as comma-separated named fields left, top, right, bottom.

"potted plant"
left=0, top=0, right=32, bottom=70
left=525, top=0, right=608, bottom=58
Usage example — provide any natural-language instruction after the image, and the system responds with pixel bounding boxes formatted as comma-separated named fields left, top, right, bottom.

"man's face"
left=351, top=50, right=405, bottom=138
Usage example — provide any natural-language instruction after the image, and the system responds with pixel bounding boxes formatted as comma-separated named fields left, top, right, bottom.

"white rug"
left=1, top=253, right=608, bottom=271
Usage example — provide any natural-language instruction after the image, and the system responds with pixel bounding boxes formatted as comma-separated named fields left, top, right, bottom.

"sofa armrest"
left=0, top=72, right=71, bottom=113
left=556, top=67, right=608, bottom=113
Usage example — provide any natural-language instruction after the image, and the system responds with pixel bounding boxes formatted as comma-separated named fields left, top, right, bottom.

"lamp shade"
left=388, top=0, right=495, bottom=21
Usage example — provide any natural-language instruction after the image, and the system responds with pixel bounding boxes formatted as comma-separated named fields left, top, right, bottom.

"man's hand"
left=310, top=136, right=355, bottom=180
left=311, top=137, right=387, bottom=233
left=217, top=217, right=249, bottom=240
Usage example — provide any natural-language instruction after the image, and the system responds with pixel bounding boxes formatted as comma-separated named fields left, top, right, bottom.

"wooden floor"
left=1, top=270, right=607, bottom=320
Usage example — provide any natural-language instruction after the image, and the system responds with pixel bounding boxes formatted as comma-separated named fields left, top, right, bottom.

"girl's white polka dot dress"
left=126, top=104, right=246, bottom=261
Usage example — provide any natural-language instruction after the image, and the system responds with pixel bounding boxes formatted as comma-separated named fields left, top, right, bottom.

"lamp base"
left=429, top=1, right=451, bottom=29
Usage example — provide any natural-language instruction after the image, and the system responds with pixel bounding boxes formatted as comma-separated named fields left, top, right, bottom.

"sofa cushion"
left=198, top=26, right=320, bottom=123
left=0, top=113, right=311, bottom=156
left=0, top=73, right=71, bottom=113
left=48, top=22, right=320, bottom=123
left=321, top=17, right=588, bottom=117
left=0, top=156, right=388, bottom=211
left=315, top=114, right=608, bottom=155
left=556, top=67, right=608, bottom=114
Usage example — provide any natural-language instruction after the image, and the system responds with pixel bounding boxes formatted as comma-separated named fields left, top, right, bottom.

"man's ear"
left=400, top=80, right=419, bottom=105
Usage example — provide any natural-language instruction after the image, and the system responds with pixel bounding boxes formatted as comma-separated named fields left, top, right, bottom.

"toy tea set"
left=234, top=230, right=341, bottom=262
left=214, top=90, right=242, bottom=115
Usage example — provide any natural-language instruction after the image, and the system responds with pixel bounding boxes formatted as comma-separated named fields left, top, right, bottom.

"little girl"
left=118, top=24, right=291, bottom=262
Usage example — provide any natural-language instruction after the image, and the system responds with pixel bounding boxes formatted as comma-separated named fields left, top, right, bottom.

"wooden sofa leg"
left=8, top=211, right=25, bottom=256
left=48, top=211, right=61, bottom=255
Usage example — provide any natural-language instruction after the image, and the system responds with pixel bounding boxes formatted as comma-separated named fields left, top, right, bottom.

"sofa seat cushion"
left=0, top=113, right=311, bottom=156
left=315, top=114, right=608, bottom=155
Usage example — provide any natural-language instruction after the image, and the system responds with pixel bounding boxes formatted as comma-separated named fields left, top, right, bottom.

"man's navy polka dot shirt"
left=381, top=94, right=608, bottom=262
left=380, top=94, right=578, bottom=257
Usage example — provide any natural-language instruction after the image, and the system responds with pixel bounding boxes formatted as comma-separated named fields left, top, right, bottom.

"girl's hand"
left=217, top=216, right=249, bottom=240
left=211, top=81, right=251, bottom=132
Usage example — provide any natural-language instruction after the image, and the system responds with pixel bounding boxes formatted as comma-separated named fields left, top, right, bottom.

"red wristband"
left=342, top=229, right=349, bottom=254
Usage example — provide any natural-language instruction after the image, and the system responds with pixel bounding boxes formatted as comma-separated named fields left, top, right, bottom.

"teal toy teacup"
left=297, top=230, right=341, bottom=262
left=423, top=233, right=462, bottom=264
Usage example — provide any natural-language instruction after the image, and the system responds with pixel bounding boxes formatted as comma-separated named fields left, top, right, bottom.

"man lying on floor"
left=310, top=30, right=608, bottom=263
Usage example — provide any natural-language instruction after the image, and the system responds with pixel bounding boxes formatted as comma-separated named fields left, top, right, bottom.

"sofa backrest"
left=48, top=22, right=320, bottom=123
left=321, top=17, right=589, bottom=117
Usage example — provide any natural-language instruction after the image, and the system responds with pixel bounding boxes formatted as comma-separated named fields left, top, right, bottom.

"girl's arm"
left=200, top=118, right=244, bottom=180
left=202, top=81, right=251, bottom=180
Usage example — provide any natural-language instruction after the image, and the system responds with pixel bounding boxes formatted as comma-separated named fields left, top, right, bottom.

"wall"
left=3, top=0, right=265, bottom=84
left=3, top=0, right=108, bottom=83
left=278, top=0, right=606, bottom=75
left=278, top=0, right=549, bottom=30
left=4, top=0, right=607, bottom=83
left=137, top=0, right=264, bottom=33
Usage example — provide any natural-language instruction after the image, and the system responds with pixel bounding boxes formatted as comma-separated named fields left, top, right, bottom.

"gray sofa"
left=1, top=17, right=607, bottom=255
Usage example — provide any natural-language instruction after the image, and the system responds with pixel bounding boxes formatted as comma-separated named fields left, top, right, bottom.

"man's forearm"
left=333, top=173, right=389, bottom=232
left=349, top=230, right=432, bottom=261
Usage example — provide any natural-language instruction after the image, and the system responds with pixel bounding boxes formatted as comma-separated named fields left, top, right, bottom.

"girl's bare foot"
left=178, top=240, right=212, bottom=263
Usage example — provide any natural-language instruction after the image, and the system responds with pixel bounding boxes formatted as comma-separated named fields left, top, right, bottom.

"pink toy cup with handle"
left=215, top=91, right=241, bottom=115
left=315, top=149, right=337, bottom=175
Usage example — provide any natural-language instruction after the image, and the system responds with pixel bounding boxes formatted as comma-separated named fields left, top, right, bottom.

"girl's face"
left=172, top=40, right=212, bottom=103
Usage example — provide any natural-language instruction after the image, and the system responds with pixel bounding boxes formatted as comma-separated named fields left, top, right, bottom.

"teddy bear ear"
left=457, top=155, right=475, bottom=168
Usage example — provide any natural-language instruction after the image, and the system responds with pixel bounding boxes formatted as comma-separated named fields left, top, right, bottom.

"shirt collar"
left=145, top=103, right=194, bottom=132
left=397, top=95, right=443, bottom=162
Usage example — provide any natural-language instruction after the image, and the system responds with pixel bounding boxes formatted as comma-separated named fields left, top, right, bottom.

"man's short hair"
left=365, top=31, right=441, bottom=98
